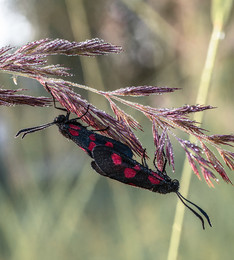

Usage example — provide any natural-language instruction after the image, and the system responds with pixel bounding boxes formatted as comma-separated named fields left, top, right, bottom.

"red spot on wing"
left=151, top=171, right=164, bottom=180
left=133, top=165, right=141, bottom=171
left=89, top=134, right=96, bottom=141
left=80, top=147, right=89, bottom=154
left=69, top=128, right=79, bottom=136
left=105, top=142, right=114, bottom=148
left=68, top=124, right=81, bottom=136
left=128, top=183, right=137, bottom=187
left=88, top=142, right=96, bottom=151
left=124, top=168, right=137, bottom=178
left=148, top=176, right=160, bottom=185
left=69, top=124, right=81, bottom=130
left=111, top=153, right=122, bottom=165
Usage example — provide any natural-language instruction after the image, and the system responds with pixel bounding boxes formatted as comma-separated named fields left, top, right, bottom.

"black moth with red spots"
left=92, top=146, right=178, bottom=194
left=16, top=108, right=212, bottom=229
left=92, top=145, right=212, bottom=229
left=16, top=112, right=133, bottom=159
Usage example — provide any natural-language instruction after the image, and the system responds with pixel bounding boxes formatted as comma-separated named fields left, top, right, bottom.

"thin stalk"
left=167, top=1, right=231, bottom=258
left=111, top=184, right=145, bottom=260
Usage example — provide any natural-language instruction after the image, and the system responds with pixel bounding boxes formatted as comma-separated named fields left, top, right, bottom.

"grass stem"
left=167, top=5, right=228, bottom=260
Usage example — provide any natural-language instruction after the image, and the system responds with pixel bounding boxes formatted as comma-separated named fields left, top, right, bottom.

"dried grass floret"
left=0, top=38, right=233, bottom=185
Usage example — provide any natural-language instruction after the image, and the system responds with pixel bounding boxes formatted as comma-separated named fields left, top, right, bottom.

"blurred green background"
left=0, top=0, right=234, bottom=259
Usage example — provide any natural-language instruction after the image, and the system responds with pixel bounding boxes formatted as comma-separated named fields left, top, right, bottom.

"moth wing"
left=92, top=145, right=138, bottom=175
left=92, top=145, right=166, bottom=190
left=91, top=161, right=108, bottom=176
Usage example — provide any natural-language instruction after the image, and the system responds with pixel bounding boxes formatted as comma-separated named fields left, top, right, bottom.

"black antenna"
left=15, top=122, right=56, bottom=139
left=176, top=192, right=212, bottom=230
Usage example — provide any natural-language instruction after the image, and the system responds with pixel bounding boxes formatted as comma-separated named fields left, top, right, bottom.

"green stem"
left=167, top=21, right=224, bottom=260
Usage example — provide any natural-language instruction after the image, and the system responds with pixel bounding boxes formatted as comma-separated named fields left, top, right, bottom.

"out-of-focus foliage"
left=0, top=0, right=233, bottom=260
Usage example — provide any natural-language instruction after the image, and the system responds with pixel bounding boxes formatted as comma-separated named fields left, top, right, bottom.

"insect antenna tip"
left=176, top=192, right=212, bottom=230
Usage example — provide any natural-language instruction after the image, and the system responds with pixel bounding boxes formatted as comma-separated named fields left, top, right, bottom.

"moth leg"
left=45, top=82, right=67, bottom=112
left=72, top=105, right=90, bottom=120
left=141, top=149, right=148, bottom=168
left=153, top=154, right=159, bottom=172
left=153, top=150, right=168, bottom=173
left=162, top=157, right=168, bottom=172
left=45, top=82, right=89, bottom=120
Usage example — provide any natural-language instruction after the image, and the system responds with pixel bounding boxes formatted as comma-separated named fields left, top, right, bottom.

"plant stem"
left=167, top=15, right=225, bottom=260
